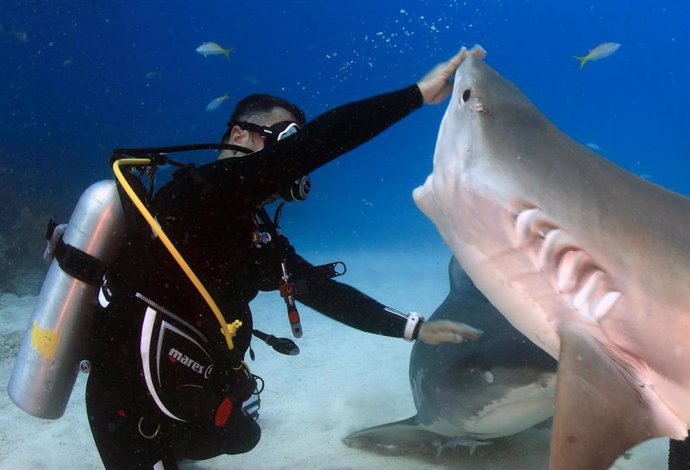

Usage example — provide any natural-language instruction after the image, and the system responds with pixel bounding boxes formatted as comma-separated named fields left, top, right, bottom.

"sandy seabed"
left=0, top=247, right=669, bottom=469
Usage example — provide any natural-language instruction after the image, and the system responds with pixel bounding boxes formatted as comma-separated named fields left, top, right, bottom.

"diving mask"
left=228, top=120, right=310, bottom=202
left=228, top=120, right=301, bottom=146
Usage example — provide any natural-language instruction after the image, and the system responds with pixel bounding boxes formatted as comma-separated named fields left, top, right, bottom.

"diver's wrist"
left=404, top=311, right=424, bottom=341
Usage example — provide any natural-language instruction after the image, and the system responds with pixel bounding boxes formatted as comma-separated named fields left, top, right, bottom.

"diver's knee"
left=230, top=420, right=261, bottom=455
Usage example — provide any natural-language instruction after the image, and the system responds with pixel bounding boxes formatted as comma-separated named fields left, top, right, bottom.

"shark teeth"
left=557, top=250, right=585, bottom=292
left=538, top=229, right=561, bottom=271
left=573, top=270, right=603, bottom=313
left=513, top=206, right=557, bottom=248
left=592, top=291, right=622, bottom=320
left=511, top=206, right=621, bottom=321
left=571, top=270, right=621, bottom=321
left=514, top=207, right=541, bottom=247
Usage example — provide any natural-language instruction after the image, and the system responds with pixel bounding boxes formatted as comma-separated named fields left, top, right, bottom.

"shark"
left=412, top=45, right=690, bottom=470
left=343, top=256, right=557, bottom=457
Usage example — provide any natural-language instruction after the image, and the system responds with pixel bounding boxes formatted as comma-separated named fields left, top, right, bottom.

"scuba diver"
left=11, top=47, right=485, bottom=470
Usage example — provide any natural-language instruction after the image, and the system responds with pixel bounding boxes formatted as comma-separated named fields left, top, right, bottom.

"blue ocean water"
left=1, top=0, right=688, bottom=288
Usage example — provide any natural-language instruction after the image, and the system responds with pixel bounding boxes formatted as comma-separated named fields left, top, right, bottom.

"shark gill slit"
left=509, top=205, right=622, bottom=321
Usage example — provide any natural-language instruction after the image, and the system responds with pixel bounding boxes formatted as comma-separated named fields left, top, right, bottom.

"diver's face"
left=222, top=106, right=300, bottom=206
left=220, top=107, right=298, bottom=159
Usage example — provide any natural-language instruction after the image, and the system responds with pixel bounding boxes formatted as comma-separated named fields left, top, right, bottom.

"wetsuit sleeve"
left=193, top=84, right=424, bottom=208
left=290, top=253, right=410, bottom=338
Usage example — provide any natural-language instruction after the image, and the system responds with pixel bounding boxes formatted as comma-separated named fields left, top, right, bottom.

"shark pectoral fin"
left=343, top=416, right=449, bottom=456
left=550, top=323, right=686, bottom=470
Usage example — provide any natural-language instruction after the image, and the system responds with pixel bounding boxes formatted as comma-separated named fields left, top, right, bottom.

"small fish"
left=243, top=74, right=258, bottom=85
left=145, top=70, right=162, bottom=80
left=7, top=29, right=29, bottom=43
left=573, top=42, right=620, bottom=68
left=585, top=142, right=602, bottom=151
left=196, top=41, right=233, bottom=62
left=205, top=93, right=231, bottom=112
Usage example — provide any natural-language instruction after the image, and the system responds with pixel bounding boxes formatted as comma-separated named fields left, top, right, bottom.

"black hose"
left=253, top=329, right=300, bottom=356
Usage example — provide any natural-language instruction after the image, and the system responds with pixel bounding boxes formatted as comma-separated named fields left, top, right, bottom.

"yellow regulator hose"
left=113, top=158, right=241, bottom=350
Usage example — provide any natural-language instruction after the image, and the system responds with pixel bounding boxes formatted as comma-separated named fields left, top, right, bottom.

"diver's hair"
left=220, top=94, right=306, bottom=145
left=232, top=94, right=306, bottom=126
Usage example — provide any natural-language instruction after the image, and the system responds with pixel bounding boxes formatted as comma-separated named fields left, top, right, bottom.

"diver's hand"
left=43, top=223, right=67, bottom=264
left=416, top=44, right=487, bottom=104
left=417, top=319, right=483, bottom=345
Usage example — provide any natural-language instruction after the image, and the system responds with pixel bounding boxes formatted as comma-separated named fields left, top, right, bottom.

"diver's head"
left=219, top=94, right=311, bottom=204
left=219, top=94, right=306, bottom=159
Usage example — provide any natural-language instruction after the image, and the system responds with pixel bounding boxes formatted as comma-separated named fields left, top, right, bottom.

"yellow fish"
left=6, top=28, right=29, bottom=43
left=573, top=42, right=620, bottom=68
left=196, top=41, right=233, bottom=62
left=205, top=93, right=231, bottom=112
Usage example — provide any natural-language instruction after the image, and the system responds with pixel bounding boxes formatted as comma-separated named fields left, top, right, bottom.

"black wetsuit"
left=669, top=436, right=690, bottom=469
left=85, top=84, right=423, bottom=470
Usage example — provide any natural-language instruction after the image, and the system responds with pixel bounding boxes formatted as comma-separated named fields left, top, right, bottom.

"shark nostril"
left=462, top=89, right=471, bottom=103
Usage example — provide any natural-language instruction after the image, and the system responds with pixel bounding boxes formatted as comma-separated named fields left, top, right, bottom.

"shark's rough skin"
left=413, top=46, right=690, bottom=470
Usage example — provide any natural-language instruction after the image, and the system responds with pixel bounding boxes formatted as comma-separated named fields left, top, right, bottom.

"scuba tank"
left=7, top=146, right=244, bottom=421
left=8, top=180, right=126, bottom=419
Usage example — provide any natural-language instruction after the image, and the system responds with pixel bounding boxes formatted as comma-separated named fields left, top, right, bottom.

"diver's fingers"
left=418, top=46, right=474, bottom=104
left=448, top=46, right=468, bottom=68
left=450, top=321, right=484, bottom=341
left=418, top=320, right=484, bottom=345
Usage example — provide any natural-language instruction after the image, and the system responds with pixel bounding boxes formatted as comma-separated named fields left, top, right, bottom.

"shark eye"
left=462, top=89, right=471, bottom=103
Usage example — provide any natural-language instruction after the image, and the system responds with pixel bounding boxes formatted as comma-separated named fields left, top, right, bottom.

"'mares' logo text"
left=168, top=348, right=213, bottom=378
